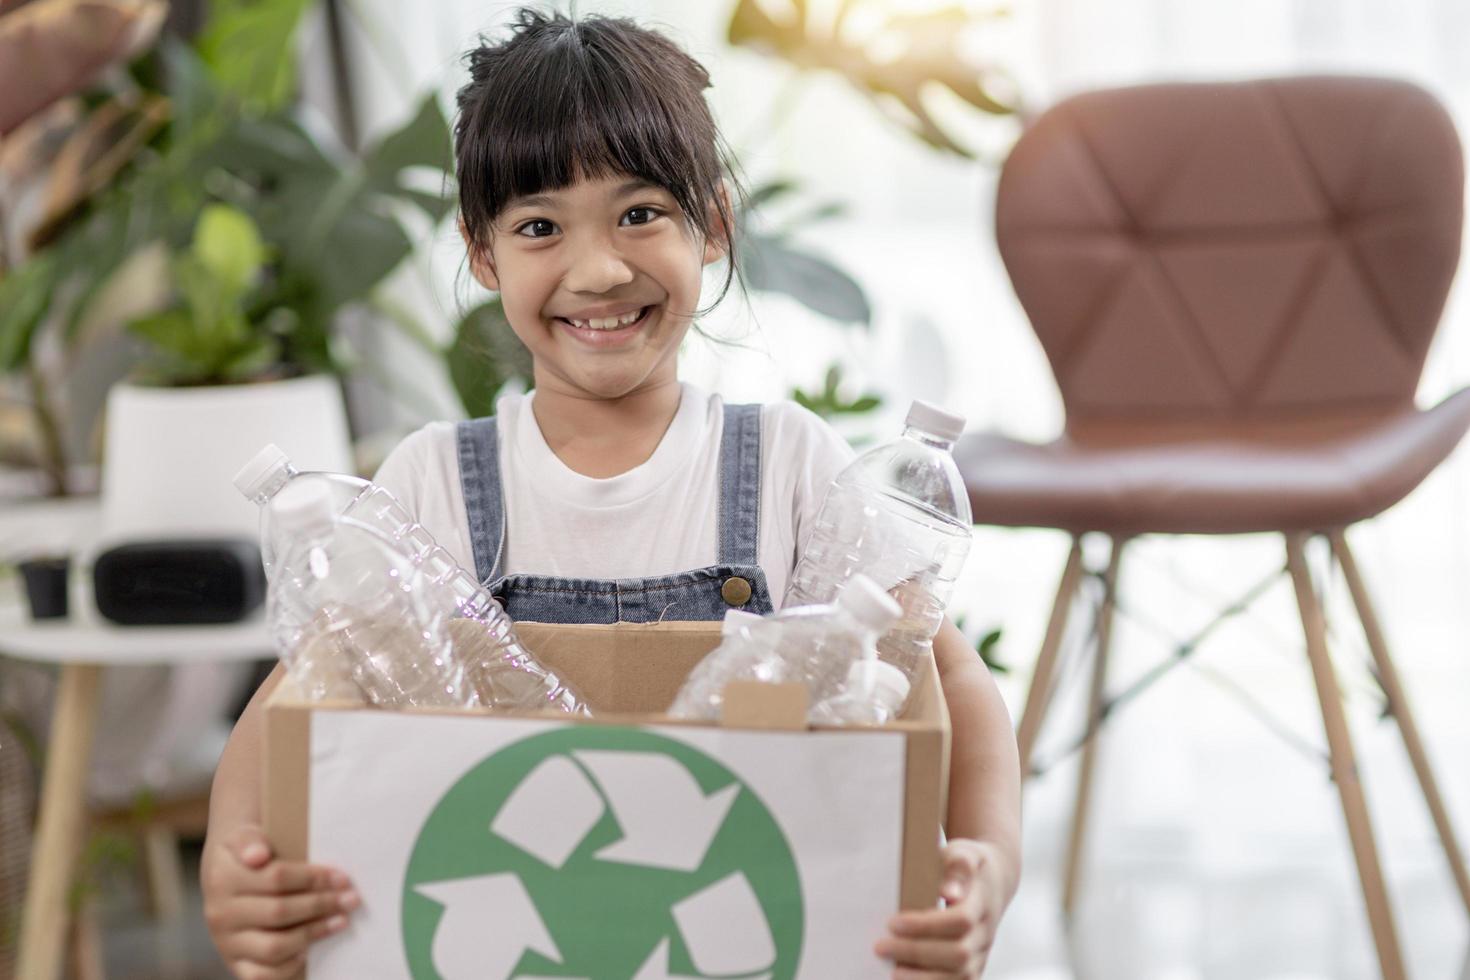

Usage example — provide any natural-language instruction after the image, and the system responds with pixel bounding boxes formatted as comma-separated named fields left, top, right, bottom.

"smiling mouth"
left=554, top=305, right=653, bottom=334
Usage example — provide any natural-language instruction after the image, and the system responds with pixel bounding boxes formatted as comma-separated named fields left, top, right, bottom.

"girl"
left=202, top=10, right=1020, bottom=979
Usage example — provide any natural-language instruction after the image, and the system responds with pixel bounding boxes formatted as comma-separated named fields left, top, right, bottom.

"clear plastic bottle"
left=669, top=575, right=901, bottom=723
left=235, top=444, right=400, bottom=582
left=240, top=445, right=588, bottom=715
left=666, top=609, right=786, bottom=720
left=784, top=401, right=973, bottom=689
left=810, top=659, right=910, bottom=726
left=267, top=481, right=473, bottom=709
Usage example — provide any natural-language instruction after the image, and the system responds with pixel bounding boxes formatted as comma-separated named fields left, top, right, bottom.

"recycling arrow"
left=413, top=873, right=561, bottom=980
left=631, top=937, right=768, bottom=980
left=574, top=750, right=739, bottom=872
left=673, top=872, right=777, bottom=976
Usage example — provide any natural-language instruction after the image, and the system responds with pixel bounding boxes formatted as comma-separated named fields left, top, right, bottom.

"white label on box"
left=306, top=712, right=905, bottom=979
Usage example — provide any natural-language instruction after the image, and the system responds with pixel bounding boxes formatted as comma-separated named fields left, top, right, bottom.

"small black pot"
left=18, top=556, right=70, bottom=620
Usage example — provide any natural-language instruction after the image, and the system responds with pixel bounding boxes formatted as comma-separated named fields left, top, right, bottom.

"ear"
left=459, top=215, right=501, bottom=291
left=702, top=180, right=734, bottom=267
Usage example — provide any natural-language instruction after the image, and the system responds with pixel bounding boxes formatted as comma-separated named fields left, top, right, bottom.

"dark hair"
left=454, top=8, right=744, bottom=310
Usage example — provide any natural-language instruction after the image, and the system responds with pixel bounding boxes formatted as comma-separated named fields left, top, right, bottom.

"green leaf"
left=740, top=234, right=871, bottom=325
left=977, top=628, right=1008, bottom=674
left=791, top=387, right=820, bottom=414
left=160, top=41, right=223, bottom=143
left=196, top=0, right=312, bottom=112
left=297, top=206, right=413, bottom=315
left=128, top=309, right=196, bottom=353
left=221, top=334, right=282, bottom=381
left=0, top=254, right=60, bottom=371
left=742, top=179, right=800, bottom=214
left=212, top=114, right=336, bottom=179
left=846, top=394, right=882, bottom=413
left=447, top=299, right=532, bottom=418
left=192, top=204, right=267, bottom=296
left=362, top=94, right=454, bottom=218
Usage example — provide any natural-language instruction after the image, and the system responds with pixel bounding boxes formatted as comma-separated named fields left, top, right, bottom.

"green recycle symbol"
left=402, top=728, right=804, bottom=979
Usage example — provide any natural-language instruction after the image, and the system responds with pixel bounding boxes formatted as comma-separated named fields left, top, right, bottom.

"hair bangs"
left=455, top=9, right=744, bottom=308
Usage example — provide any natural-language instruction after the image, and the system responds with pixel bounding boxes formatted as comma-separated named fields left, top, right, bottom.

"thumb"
left=939, top=845, right=980, bottom=904
left=229, top=826, right=274, bottom=869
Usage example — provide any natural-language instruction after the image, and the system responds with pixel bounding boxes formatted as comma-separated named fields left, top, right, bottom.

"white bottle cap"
left=722, top=608, right=764, bottom=636
left=905, top=400, right=965, bottom=442
left=837, top=574, right=902, bottom=633
left=234, top=443, right=292, bottom=499
left=848, top=659, right=910, bottom=713
left=270, top=480, right=336, bottom=538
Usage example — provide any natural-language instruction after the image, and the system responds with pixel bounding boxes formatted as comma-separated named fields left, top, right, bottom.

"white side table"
left=2, top=598, right=271, bottom=980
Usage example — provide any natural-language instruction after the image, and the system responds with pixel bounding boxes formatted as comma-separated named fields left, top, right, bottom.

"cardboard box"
left=265, top=620, right=951, bottom=979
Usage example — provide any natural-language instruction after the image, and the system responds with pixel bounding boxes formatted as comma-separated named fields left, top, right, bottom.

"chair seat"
left=954, top=388, right=1470, bottom=535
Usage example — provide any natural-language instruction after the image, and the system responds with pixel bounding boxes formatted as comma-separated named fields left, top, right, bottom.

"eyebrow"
left=503, top=180, right=666, bottom=213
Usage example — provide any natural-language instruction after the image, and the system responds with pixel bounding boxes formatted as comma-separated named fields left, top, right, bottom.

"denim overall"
left=455, top=403, right=775, bottom=624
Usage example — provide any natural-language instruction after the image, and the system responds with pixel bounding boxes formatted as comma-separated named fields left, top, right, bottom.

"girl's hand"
left=201, top=824, right=359, bottom=980
left=874, top=838, right=1012, bottom=979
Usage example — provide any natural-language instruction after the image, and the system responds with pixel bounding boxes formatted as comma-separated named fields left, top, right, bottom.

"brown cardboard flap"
left=898, top=657, right=949, bottom=910
left=721, top=680, right=808, bottom=729
left=515, top=620, right=723, bottom=715
left=263, top=689, right=310, bottom=864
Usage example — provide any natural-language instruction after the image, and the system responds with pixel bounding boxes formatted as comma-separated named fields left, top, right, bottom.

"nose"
left=562, top=233, right=634, bottom=294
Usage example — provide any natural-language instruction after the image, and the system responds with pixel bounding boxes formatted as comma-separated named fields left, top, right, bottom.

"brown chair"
left=955, top=76, right=1470, bottom=980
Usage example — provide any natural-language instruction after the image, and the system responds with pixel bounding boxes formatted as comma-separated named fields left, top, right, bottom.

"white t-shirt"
left=371, top=384, right=854, bottom=606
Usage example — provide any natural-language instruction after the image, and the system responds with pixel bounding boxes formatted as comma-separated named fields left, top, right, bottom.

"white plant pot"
left=99, top=374, right=353, bottom=546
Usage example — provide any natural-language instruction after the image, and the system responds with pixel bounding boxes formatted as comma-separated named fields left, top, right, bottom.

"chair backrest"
left=995, top=76, right=1463, bottom=429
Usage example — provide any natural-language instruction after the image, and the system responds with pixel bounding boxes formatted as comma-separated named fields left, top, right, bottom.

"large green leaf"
left=740, top=233, right=871, bottom=325
left=300, top=205, right=414, bottom=316
left=211, top=113, right=337, bottom=179
left=362, top=94, right=455, bottom=221
left=447, top=299, right=532, bottom=419
left=195, top=0, right=312, bottom=112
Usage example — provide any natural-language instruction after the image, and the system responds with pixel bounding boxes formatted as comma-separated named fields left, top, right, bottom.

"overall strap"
left=455, top=416, right=506, bottom=584
left=717, top=403, right=763, bottom=566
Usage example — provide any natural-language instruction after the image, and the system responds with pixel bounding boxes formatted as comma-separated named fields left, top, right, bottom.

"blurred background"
left=2, top=0, right=1470, bottom=978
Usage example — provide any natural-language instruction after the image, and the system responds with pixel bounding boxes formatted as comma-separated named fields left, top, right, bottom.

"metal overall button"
left=721, top=576, right=752, bottom=606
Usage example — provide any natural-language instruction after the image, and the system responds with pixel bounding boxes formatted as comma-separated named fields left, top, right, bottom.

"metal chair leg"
left=1062, top=536, right=1124, bottom=922
left=1286, top=533, right=1406, bottom=980
left=1017, top=536, right=1085, bottom=780
left=1330, top=528, right=1470, bottom=919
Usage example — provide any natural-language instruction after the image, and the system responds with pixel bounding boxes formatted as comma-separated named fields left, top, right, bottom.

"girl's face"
left=467, top=174, right=724, bottom=401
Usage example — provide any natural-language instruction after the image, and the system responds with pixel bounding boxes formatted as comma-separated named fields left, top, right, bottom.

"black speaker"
left=92, top=539, right=266, bottom=626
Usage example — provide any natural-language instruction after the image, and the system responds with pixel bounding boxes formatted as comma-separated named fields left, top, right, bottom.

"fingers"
left=876, top=934, right=969, bottom=971
left=222, top=914, right=349, bottom=979
left=879, top=905, right=994, bottom=979
left=239, top=859, right=348, bottom=897
left=217, top=827, right=349, bottom=894
left=891, top=967, right=977, bottom=980
left=230, top=952, right=306, bottom=980
left=232, top=916, right=347, bottom=964
left=887, top=908, right=973, bottom=940
left=232, top=888, right=361, bottom=930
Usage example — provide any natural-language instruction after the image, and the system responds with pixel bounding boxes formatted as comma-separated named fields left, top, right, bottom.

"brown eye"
left=517, top=218, right=557, bottom=238
left=621, top=207, right=659, bottom=226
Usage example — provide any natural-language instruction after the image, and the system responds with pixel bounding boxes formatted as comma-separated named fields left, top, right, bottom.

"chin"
left=569, top=369, right=661, bottom=401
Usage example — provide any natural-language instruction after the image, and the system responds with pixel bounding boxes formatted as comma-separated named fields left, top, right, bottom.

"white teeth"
left=568, top=308, right=645, bottom=330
